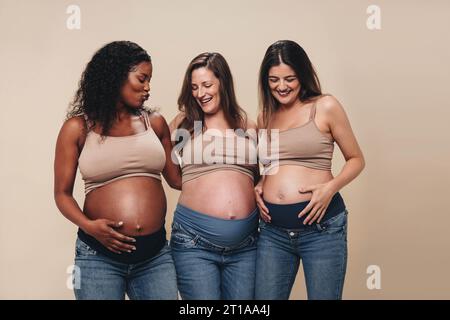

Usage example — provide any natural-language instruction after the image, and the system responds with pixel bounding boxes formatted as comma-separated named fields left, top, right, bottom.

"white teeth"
left=201, top=97, right=212, bottom=103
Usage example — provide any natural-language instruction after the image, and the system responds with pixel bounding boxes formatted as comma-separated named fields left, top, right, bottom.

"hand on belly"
left=262, top=166, right=333, bottom=204
left=84, top=177, right=167, bottom=236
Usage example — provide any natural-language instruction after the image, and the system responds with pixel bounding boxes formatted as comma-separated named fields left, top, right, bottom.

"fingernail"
left=118, top=221, right=123, bottom=225
left=128, top=250, right=132, bottom=253
left=132, top=247, right=136, bottom=251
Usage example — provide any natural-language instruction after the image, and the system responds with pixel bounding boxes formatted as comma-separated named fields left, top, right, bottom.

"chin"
left=277, top=97, right=294, bottom=105
left=202, top=105, right=219, bottom=115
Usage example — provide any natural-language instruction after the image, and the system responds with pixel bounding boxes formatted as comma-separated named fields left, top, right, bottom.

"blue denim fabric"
left=255, top=210, right=348, bottom=300
left=174, top=203, right=259, bottom=247
left=170, top=220, right=258, bottom=300
left=73, top=237, right=178, bottom=300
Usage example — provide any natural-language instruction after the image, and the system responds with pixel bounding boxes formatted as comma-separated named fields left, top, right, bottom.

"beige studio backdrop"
left=1, top=0, right=449, bottom=299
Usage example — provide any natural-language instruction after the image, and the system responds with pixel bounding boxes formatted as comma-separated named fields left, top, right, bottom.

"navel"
left=135, top=224, right=142, bottom=232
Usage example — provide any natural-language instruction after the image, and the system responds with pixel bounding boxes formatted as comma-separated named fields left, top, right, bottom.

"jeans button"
left=289, top=232, right=295, bottom=236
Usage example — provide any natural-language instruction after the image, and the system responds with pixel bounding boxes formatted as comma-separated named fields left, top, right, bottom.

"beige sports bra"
left=78, top=111, right=166, bottom=194
left=259, top=98, right=334, bottom=174
left=176, top=129, right=259, bottom=185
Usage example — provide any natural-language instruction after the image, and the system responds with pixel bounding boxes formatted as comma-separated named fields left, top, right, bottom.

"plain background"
left=1, top=0, right=449, bottom=299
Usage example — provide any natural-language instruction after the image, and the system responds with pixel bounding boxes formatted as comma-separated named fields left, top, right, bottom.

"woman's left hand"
left=298, top=182, right=336, bottom=225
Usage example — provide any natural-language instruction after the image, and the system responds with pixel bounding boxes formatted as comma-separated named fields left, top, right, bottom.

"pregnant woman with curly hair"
left=54, top=41, right=180, bottom=300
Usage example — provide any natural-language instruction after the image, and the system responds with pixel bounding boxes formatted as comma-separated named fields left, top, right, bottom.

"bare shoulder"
left=55, top=115, right=87, bottom=152
left=315, top=94, right=345, bottom=116
left=60, top=116, right=85, bottom=139
left=256, top=111, right=264, bottom=128
left=168, top=111, right=186, bottom=132
left=148, top=110, right=166, bottom=124
left=147, top=111, right=169, bottom=137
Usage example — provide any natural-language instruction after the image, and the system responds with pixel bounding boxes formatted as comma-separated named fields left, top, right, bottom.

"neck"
left=115, top=103, right=137, bottom=122
left=204, top=108, right=230, bottom=130
left=278, top=98, right=303, bottom=112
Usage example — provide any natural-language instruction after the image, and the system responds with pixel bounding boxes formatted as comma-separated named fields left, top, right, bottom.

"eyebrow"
left=268, top=75, right=297, bottom=78
left=191, top=81, right=212, bottom=85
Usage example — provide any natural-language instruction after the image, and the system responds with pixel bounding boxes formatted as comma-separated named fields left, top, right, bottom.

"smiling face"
left=191, top=67, right=221, bottom=115
left=268, top=62, right=301, bottom=107
left=119, top=61, right=152, bottom=109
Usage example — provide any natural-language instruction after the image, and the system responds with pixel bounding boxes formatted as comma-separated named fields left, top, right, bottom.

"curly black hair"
left=67, top=41, right=151, bottom=136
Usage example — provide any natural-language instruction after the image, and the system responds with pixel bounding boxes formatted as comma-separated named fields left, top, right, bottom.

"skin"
left=54, top=61, right=181, bottom=254
left=169, top=67, right=257, bottom=219
left=254, top=62, right=365, bottom=225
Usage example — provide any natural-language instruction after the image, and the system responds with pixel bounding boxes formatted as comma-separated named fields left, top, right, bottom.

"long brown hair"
left=177, top=52, right=247, bottom=135
left=259, top=40, right=322, bottom=129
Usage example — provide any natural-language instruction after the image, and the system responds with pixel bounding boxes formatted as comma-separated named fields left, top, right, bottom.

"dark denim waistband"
left=263, top=192, right=346, bottom=229
left=77, top=226, right=166, bottom=264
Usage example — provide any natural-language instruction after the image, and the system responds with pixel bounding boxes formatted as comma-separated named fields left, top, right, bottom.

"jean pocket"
left=75, top=238, right=97, bottom=256
left=233, top=231, right=259, bottom=251
left=170, top=224, right=199, bottom=248
left=321, top=210, right=348, bottom=236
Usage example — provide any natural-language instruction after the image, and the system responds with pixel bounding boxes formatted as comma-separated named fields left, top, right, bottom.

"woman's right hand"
left=84, top=219, right=137, bottom=254
left=254, top=183, right=271, bottom=223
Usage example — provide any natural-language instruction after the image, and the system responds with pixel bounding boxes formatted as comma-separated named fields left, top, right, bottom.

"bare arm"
left=254, top=112, right=270, bottom=221
left=324, top=96, right=365, bottom=193
left=54, top=117, right=136, bottom=253
left=53, top=117, right=92, bottom=230
left=299, top=96, right=365, bottom=224
left=150, top=112, right=182, bottom=190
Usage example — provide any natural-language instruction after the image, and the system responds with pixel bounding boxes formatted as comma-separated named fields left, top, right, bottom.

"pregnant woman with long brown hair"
left=254, top=40, right=365, bottom=300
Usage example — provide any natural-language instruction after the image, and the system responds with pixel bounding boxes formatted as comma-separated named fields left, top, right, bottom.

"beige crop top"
left=259, top=99, right=334, bottom=174
left=78, top=111, right=166, bottom=194
left=176, top=129, right=259, bottom=185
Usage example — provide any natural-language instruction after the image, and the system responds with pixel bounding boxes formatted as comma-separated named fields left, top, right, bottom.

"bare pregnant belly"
left=179, top=171, right=256, bottom=219
left=263, top=165, right=334, bottom=204
left=83, top=177, right=167, bottom=236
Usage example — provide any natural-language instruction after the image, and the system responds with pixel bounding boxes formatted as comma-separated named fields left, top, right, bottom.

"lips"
left=199, top=97, right=212, bottom=105
left=277, top=90, right=291, bottom=97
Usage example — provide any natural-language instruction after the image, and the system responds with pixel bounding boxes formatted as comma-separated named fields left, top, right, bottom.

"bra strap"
left=309, top=102, right=317, bottom=120
left=309, top=94, right=331, bottom=120
left=141, top=110, right=151, bottom=129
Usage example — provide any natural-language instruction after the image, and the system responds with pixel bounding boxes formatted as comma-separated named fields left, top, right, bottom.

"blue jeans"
left=73, top=237, right=178, bottom=300
left=255, top=210, right=348, bottom=300
left=170, top=220, right=258, bottom=300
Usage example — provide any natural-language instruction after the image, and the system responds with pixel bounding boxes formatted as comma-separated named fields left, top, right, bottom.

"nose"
left=278, top=80, right=288, bottom=91
left=143, top=81, right=150, bottom=92
left=197, top=86, right=205, bottom=98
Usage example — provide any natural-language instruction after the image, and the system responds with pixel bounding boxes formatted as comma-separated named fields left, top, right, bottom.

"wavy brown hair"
left=177, top=52, right=247, bottom=135
left=259, top=40, right=322, bottom=129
